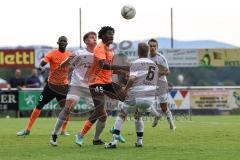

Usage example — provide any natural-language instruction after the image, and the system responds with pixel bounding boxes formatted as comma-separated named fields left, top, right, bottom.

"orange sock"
left=61, top=116, right=70, bottom=133
left=25, top=108, right=41, bottom=131
left=80, top=120, right=93, bottom=137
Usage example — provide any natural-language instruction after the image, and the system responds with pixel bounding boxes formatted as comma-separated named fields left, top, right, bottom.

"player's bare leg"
left=57, top=98, right=71, bottom=136
left=76, top=110, right=106, bottom=146
left=76, top=94, right=107, bottom=146
left=149, top=100, right=161, bottom=127
left=160, top=103, right=176, bottom=130
left=92, top=97, right=107, bottom=145
left=50, top=99, right=76, bottom=146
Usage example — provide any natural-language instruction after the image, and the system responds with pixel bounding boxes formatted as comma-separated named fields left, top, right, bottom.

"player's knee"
left=58, top=99, right=67, bottom=108
left=98, top=111, right=108, bottom=122
left=161, top=104, right=168, bottom=112
left=63, top=106, right=71, bottom=115
left=65, top=99, right=77, bottom=110
left=134, top=109, right=142, bottom=120
left=98, top=116, right=107, bottom=122
left=36, top=105, right=44, bottom=110
left=89, top=119, right=97, bottom=124
left=118, top=110, right=127, bottom=119
left=66, top=95, right=79, bottom=105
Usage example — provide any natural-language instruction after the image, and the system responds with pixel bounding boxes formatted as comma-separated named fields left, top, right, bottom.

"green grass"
left=0, top=116, right=240, bottom=160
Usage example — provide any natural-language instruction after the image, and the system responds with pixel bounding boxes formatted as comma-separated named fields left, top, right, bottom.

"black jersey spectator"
left=8, top=69, right=25, bottom=88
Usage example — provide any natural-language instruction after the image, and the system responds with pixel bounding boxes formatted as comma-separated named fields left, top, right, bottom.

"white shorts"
left=156, top=80, right=169, bottom=103
left=124, top=95, right=157, bottom=113
left=70, top=78, right=88, bottom=88
left=158, top=93, right=169, bottom=103
left=66, top=85, right=93, bottom=106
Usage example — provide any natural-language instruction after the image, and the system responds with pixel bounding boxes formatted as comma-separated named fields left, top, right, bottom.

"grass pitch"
left=0, top=116, right=240, bottom=160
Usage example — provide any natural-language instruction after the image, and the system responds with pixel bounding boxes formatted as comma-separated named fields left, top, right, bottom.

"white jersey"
left=149, top=53, right=169, bottom=82
left=128, top=58, right=159, bottom=96
left=149, top=53, right=170, bottom=103
left=70, top=49, right=93, bottom=87
left=124, top=58, right=159, bottom=107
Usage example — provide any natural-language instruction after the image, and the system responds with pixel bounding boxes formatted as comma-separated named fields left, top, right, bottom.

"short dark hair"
left=138, top=42, right=149, bottom=57
left=83, top=31, right=97, bottom=42
left=98, top=26, right=115, bottom=39
left=148, top=38, right=158, bottom=47
left=58, top=36, right=67, bottom=42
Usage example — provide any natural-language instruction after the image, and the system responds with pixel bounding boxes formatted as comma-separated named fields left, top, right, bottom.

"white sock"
left=114, top=116, right=124, bottom=131
left=137, top=136, right=143, bottom=145
left=135, top=118, right=144, bottom=132
left=111, top=134, right=119, bottom=145
left=111, top=116, right=124, bottom=145
left=135, top=118, right=144, bottom=144
left=166, top=109, right=174, bottom=125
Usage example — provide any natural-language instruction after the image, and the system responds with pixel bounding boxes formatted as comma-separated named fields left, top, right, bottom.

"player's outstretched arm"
left=99, top=59, right=130, bottom=71
left=123, top=75, right=135, bottom=93
left=113, top=69, right=129, bottom=76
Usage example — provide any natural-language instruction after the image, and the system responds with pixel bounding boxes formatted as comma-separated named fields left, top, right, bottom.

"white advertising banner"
left=116, top=49, right=199, bottom=67
left=190, top=89, right=240, bottom=109
left=160, top=49, right=199, bottom=67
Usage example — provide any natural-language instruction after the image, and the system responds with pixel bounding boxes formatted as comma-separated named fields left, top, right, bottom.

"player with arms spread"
left=75, top=26, right=129, bottom=146
left=106, top=42, right=159, bottom=148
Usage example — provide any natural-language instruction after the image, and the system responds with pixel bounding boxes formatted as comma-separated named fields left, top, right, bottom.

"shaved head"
left=58, top=36, right=68, bottom=42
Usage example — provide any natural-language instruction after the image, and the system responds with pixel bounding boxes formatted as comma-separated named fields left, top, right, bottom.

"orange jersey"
left=88, top=42, right=113, bottom=85
left=44, top=49, right=70, bottom=85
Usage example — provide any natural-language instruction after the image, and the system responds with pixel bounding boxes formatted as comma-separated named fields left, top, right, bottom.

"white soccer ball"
left=177, top=74, right=184, bottom=83
left=121, top=5, right=136, bottom=20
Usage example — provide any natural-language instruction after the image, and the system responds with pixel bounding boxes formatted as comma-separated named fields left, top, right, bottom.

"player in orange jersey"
left=75, top=26, right=129, bottom=146
left=17, top=36, right=71, bottom=136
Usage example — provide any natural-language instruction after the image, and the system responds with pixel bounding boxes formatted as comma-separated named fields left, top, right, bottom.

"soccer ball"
left=121, top=5, right=136, bottom=20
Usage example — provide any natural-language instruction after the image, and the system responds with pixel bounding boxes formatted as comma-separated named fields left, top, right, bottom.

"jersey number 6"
left=146, top=66, right=155, bottom=81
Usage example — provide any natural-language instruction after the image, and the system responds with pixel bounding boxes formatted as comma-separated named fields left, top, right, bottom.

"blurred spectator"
left=25, top=68, right=41, bottom=88
left=0, top=78, right=8, bottom=88
left=8, top=69, right=25, bottom=88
